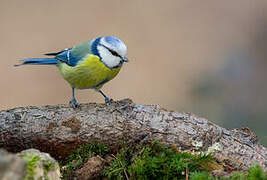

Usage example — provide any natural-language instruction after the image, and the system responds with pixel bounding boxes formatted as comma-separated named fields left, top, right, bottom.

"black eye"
left=108, top=49, right=120, bottom=57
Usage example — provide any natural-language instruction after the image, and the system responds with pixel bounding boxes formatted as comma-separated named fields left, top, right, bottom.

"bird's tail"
left=14, top=58, right=58, bottom=67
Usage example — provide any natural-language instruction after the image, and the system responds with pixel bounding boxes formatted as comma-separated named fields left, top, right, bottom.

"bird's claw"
left=69, top=99, right=80, bottom=108
left=105, top=97, right=113, bottom=104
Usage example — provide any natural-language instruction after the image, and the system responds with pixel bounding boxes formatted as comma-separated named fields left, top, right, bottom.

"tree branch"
left=0, top=99, right=266, bottom=172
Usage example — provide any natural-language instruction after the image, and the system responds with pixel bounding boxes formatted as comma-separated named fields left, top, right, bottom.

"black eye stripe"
left=108, top=49, right=119, bottom=56
left=100, top=44, right=121, bottom=58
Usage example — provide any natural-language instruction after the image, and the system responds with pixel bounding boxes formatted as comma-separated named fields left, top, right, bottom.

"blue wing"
left=45, top=40, right=93, bottom=67
left=15, top=40, right=95, bottom=67
left=55, top=49, right=79, bottom=66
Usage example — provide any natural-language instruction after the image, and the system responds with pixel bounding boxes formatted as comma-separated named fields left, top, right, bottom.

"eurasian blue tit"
left=15, top=36, right=128, bottom=108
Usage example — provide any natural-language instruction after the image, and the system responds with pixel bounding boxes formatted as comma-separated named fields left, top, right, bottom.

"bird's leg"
left=98, top=90, right=113, bottom=104
left=69, top=87, right=80, bottom=108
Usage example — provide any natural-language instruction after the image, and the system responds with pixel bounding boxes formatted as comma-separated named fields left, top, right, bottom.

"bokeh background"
left=1, top=0, right=266, bottom=146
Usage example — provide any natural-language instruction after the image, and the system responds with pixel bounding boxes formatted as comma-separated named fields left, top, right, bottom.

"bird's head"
left=91, top=36, right=128, bottom=69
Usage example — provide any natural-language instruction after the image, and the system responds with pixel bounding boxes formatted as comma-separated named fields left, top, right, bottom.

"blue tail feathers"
left=14, top=58, right=58, bottom=66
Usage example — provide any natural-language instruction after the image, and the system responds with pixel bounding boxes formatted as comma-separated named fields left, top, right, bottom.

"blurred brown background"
left=1, top=0, right=266, bottom=145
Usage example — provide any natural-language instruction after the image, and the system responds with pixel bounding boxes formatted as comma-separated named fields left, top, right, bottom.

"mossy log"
left=0, top=99, right=266, bottom=172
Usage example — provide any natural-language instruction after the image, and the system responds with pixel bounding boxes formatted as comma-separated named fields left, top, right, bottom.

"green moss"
left=104, top=141, right=215, bottom=180
left=190, top=164, right=267, bottom=180
left=60, top=141, right=267, bottom=180
left=43, top=161, right=54, bottom=172
left=190, top=171, right=217, bottom=180
left=104, top=143, right=132, bottom=179
left=59, top=141, right=109, bottom=179
left=23, top=153, right=40, bottom=180
left=43, top=161, right=55, bottom=180
left=247, top=164, right=267, bottom=180
left=104, top=142, right=267, bottom=180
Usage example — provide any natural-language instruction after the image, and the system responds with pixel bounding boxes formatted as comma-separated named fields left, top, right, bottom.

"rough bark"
left=73, top=156, right=105, bottom=180
left=0, top=99, right=266, bottom=172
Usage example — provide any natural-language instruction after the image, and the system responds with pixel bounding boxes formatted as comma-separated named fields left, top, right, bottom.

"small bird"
left=15, top=36, right=128, bottom=108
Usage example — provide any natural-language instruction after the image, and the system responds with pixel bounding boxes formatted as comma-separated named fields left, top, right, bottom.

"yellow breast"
left=57, top=54, right=121, bottom=89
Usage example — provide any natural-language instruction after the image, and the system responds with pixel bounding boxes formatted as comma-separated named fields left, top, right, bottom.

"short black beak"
left=122, top=56, right=128, bottom=62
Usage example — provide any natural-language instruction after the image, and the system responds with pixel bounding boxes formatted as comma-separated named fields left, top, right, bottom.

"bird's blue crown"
left=91, top=36, right=124, bottom=56
left=104, top=36, right=122, bottom=48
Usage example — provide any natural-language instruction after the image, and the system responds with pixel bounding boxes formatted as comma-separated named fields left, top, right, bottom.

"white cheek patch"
left=97, top=46, right=121, bottom=68
left=118, top=44, right=127, bottom=57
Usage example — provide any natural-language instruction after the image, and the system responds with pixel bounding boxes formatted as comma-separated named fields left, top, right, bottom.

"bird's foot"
left=69, top=99, right=80, bottom=108
left=105, top=97, right=113, bottom=104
